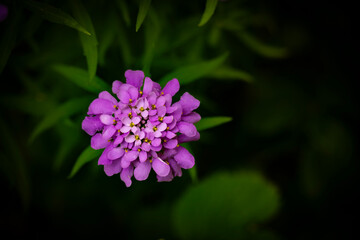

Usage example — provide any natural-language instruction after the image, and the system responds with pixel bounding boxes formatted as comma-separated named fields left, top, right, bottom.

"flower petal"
left=181, top=112, right=201, bottom=123
left=164, top=139, right=178, bottom=149
left=112, top=80, right=123, bottom=94
left=157, top=171, right=174, bottom=182
left=123, top=150, right=139, bottom=162
left=104, top=159, right=122, bottom=176
left=166, top=131, right=177, bottom=139
left=162, top=78, right=180, bottom=96
left=169, top=158, right=182, bottom=177
left=125, top=134, right=136, bottom=143
left=177, top=121, right=197, bottom=137
left=139, top=151, right=147, bottom=162
left=120, top=166, right=134, bottom=187
left=88, top=98, right=115, bottom=115
left=98, top=145, right=114, bottom=165
left=102, top=125, right=116, bottom=140
left=152, top=158, right=170, bottom=177
left=91, top=133, right=109, bottom=150
left=151, top=138, right=161, bottom=146
left=174, top=146, right=195, bottom=169
left=134, top=161, right=151, bottom=181
left=117, top=89, right=131, bottom=104
left=179, top=92, right=200, bottom=115
left=178, top=131, right=200, bottom=143
left=107, top=147, right=125, bottom=160
left=100, top=114, right=114, bottom=125
left=142, top=77, right=153, bottom=96
left=82, top=116, right=103, bottom=136
left=125, top=70, right=144, bottom=89
left=99, top=91, right=117, bottom=104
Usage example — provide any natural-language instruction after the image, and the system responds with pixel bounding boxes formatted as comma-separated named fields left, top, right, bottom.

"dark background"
left=0, top=0, right=358, bottom=239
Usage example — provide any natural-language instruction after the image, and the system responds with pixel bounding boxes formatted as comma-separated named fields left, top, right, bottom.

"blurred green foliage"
left=0, top=0, right=357, bottom=239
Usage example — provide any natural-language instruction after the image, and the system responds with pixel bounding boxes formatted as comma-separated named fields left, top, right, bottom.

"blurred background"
left=0, top=0, right=358, bottom=239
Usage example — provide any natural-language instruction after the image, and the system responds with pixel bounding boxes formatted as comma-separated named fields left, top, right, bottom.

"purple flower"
left=0, top=4, right=8, bottom=22
left=82, top=70, right=201, bottom=187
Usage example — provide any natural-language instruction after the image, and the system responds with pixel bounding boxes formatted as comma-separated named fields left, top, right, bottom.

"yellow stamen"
left=152, top=104, right=156, bottom=110
left=128, top=112, right=132, bottom=118
left=137, top=148, right=141, bottom=152
left=149, top=159, right=153, bottom=163
left=139, top=91, right=143, bottom=95
left=158, top=117, right=164, bottom=122
left=140, top=107, right=144, bottom=112
left=163, top=139, right=167, bottom=142
left=113, top=105, right=118, bottom=109
left=129, top=99, right=133, bottom=103
left=153, top=126, right=157, bottom=131
left=161, top=92, right=164, bottom=95
left=176, top=144, right=180, bottom=147
left=118, top=129, right=121, bottom=133
left=166, top=127, right=169, bottom=130
left=125, top=148, right=128, bottom=153
left=113, top=119, right=117, bottom=125
left=135, top=135, right=140, bottom=140
left=165, top=160, right=169, bottom=165
left=144, top=138, right=149, bottom=143
left=130, top=122, right=135, bottom=127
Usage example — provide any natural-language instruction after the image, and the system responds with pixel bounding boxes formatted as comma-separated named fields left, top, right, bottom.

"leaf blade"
left=52, top=64, right=110, bottom=93
left=210, top=66, right=254, bottom=83
left=29, top=97, right=92, bottom=143
left=68, top=146, right=102, bottom=179
left=136, top=0, right=151, bottom=32
left=24, top=0, right=91, bottom=35
left=71, top=0, right=98, bottom=80
left=159, top=53, right=228, bottom=86
left=195, top=116, right=232, bottom=132
left=238, top=31, right=288, bottom=58
left=198, top=0, right=218, bottom=27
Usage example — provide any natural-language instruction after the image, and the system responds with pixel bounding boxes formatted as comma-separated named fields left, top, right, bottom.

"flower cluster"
left=82, top=70, right=200, bottom=187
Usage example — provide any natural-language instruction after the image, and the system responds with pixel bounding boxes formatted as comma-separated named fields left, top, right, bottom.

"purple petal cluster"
left=82, top=70, right=200, bottom=187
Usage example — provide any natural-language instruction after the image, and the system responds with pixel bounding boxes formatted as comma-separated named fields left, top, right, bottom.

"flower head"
left=82, top=70, right=200, bottom=187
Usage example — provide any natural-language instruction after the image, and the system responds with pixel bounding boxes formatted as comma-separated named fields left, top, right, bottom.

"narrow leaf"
left=68, top=146, right=102, bottom=178
left=195, top=116, right=232, bottom=132
left=210, top=66, right=254, bottom=83
left=142, top=9, right=161, bottom=75
left=238, top=31, right=288, bottom=58
left=116, top=0, right=131, bottom=27
left=98, top=11, right=117, bottom=66
left=136, top=0, right=151, bottom=32
left=24, top=0, right=91, bottom=35
left=52, top=64, right=110, bottom=93
left=29, top=97, right=92, bottom=143
left=198, top=0, right=218, bottom=27
left=159, top=53, right=228, bottom=86
left=71, top=0, right=98, bottom=80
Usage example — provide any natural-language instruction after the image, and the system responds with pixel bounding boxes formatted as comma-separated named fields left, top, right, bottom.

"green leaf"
left=116, top=0, right=131, bottom=27
left=29, top=97, right=92, bottom=143
left=142, top=9, right=161, bottom=75
left=71, top=0, right=98, bottom=80
left=68, top=146, right=102, bottom=179
left=159, top=53, right=228, bottom=86
left=98, top=11, right=117, bottom=66
left=198, top=0, right=218, bottom=27
left=52, top=64, right=110, bottom=93
left=24, top=0, right=91, bottom=35
left=173, top=171, right=280, bottom=240
left=195, top=116, right=232, bottom=132
left=210, top=66, right=254, bottom=83
left=238, top=31, right=288, bottom=58
left=136, top=0, right=152, bottom=32
left=0, top=3, right=22, bottom=74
